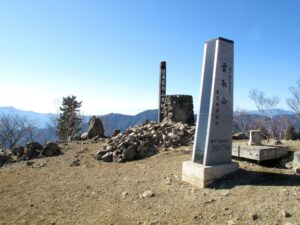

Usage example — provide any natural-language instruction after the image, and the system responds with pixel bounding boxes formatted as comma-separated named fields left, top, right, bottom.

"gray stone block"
left=182, top=161, right=238, bottom=188
left=232, top=143, right=289, bottom=161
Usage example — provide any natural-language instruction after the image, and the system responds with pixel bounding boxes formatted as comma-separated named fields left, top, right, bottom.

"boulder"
left=41, top=141, right=60, bottom=157
left=101, top=152, right=113, bottom=162
left=122, top=146, right=137, bottom=161
left=81, top=132, right=88, bottom=140
left=0, top=155, right=12, bottom=166
left=12, top=146, right=25, bottom=157
left=26, top=142, right=43, bottom=159
left=88, top=116, right=104, bottom=139
left=92, top=149, right=111, bottom=160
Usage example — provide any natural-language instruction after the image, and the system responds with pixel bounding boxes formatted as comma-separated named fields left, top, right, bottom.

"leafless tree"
left=46, top=99, right=61, bottom=141
left=277, top=109, right=292, bottom=139
left=0, top=113, right=36, bottom=149
left=233, top=108, right=250, bottom=134
left=287, top=79, right=300, bottom=118
left=46, top=113, right=59, bottom=141
left=249, top=89, right=280, bottom=138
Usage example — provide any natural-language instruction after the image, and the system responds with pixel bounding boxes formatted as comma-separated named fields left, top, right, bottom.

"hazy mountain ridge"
left=0, top=106, right=298, bottom=142
left=246, top=108, right=295, bottom=116
left=0, top=107, right=158, bottom=141
left=0, top=106, right=53, bottom=128
left=100, top=109, right=158, bottom=136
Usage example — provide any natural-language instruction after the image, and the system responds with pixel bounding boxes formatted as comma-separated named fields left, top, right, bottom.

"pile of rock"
left=92, top=120, right=195, bottom=163
left=0, top=141, right=61, bottom=167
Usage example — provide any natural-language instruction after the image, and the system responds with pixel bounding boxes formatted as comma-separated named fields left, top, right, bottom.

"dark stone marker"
left=158, top=61, right=166, bottom=122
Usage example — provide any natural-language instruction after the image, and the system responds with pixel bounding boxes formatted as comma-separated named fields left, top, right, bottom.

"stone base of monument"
left=182, top=161, right=239, bottom=188
left=232, top=144, right=289, bottom=162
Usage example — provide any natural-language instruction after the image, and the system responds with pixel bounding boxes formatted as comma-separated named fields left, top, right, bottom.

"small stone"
left=285, top=162, right=293, bottom=169
left=167, top=133, right=174, bottom=137
left=164, top=177, right=172, bottom=185
left=281, top=210, right=291, bottom=218
left=193, top=214, right=202, bottom=219
left=121, top=191, right=128, bottom=198
left=26, top=161, right=34, bottom=166
left=101, top=152, right=113, bottom=162
left=81, top=132, right=88, bottom=140
left=250, top=213, right=258, bottom=220
left=70, top=159, right=81, bottom=167
left=222, top=190, right=230, bottom=196
left=77, top=147, right=88, bottom=154
left=105, top=145, right=113, bottom=151
left=32, top=162, right=46, bottom=168
left=228, top=220, right=237, bottom=225
left=92, top=149, right=110, bottom=159
left=141, top=190, right=155, bottom=198
left=204, top=199, right=216, bottom=204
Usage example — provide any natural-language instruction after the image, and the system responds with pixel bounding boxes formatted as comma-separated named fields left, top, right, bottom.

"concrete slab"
left=232, top=143, right=289, bottom=162
left=182, top=161, right=239, bottom=188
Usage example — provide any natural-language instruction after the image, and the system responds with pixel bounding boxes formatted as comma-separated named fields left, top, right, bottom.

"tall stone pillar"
left=182, top=37, right=238, bottom=188
left=158, top=61, right=166, bottom=122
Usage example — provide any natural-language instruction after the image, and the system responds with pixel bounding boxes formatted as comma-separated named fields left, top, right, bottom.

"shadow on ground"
left=210, top=168, right=300, bottom=189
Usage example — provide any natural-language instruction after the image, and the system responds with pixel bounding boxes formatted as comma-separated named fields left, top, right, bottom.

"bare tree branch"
left=0, top=114, right=36, bottom=149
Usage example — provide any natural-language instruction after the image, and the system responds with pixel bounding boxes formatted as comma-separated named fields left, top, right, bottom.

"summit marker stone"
left=182, top=37, right=238, bottom=188
left=158, top=61, right=166, bottom=122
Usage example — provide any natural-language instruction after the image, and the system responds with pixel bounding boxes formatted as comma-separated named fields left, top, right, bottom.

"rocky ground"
left=0, top=139, right=300, bottom=225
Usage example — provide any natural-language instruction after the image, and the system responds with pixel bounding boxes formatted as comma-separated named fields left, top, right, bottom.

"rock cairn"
left=92, top=120, right=195, bottom=163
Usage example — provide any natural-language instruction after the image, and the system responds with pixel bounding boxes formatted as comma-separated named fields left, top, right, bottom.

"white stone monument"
left=182, top=37, right=238, bottom=188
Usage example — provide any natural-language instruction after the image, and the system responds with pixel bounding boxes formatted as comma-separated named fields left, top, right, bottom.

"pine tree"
left=57, top=95, right=82, bottom=140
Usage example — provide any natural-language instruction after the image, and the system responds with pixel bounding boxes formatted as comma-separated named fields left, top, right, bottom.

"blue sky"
left=1, top=0, right=300, bottom=115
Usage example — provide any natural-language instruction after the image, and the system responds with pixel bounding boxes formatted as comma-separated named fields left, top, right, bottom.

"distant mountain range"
left=247, top=108, right=295, bottom=116
left=0, top=106, right=158, bottom=138
left=0, top=106, right=53, bottom=128
left=0, top=106, right=297, bottom=140
left=100, top=110, right=157, bottom=136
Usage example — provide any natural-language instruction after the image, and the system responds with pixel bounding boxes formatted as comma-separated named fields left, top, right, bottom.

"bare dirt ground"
left=0, top=140, right=300, bottom=225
